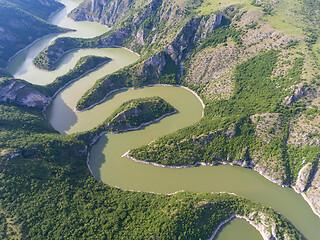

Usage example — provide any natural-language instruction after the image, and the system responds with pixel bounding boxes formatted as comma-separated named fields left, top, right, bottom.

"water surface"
left=9, top=0, right=320, bottom=239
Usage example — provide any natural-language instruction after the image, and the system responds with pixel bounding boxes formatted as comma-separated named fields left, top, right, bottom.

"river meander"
left=7, top=0, right=320, bottom=239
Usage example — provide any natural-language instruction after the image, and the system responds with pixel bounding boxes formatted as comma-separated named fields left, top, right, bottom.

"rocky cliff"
left=0, top=78, right=50, bottom=109
left=69, top=0, right=134, bottom=27
left=294, top=159, right=320, bottom=217
left=74, top=11, right=222, bottom=110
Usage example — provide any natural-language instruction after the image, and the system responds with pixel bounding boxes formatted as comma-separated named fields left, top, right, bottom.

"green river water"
left=7, top=0, right=320, bottom=239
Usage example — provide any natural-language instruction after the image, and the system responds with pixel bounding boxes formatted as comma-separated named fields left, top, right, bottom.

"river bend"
left=7, top=0, right=320, bottom=239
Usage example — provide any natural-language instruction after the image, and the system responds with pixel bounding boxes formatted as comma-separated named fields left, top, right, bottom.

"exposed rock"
left=138, top=13, right=223, bottom=79
left=196, top=13, right=223, bottom=40
left=254, top=0, right=279, bottom=9
left=305, top=161, right=320, bottom=217
left=69, top=0, right=134, bottom=27
left=236, top=9, right=263, bottom=28
left=184, top=42, right=239, bottom=100
left=0, top=79, right=50, bottom=109
left=141, top=51, right=167, bottom=77
left=4, top=152, right=21, bottom=162
left=164, top=17, right=201, bottom=62
left=282, top=84, right=306, bottom=106
left=251, top=150, right=289, bottom=186
left=240, top=211, right=293, bottom=240
left=294, top=162, right=314, bottom=193
left=136, top=29, right=145, bottom=46
left=209, top=211, right=300, bottom=240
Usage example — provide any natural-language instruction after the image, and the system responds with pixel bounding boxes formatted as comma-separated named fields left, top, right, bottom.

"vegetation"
left=0, top=0, right=67, bottom=68
left=0, top=101, right=302, bottom=239
left=75, top=21, right=242, bottom=111
left=2, top=0, right=320, bottom=238
left=42, top=55, right=112, bottom=96
left=32, top=31, right=118, bottom=71
left=77, top=97, right=176, bottom=144
left=75, top=68, right=139, bottom=111
left=104, top=96, right=176, bottom=130
left=131, top=51, right=284, bottom=163
left=0, top=213, right=9, bottom=240
left=5, top=0, right=63, bottom=20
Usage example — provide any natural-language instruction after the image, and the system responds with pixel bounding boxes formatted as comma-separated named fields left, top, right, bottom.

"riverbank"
left=6, top=31, right=70, bottom=72
left=123, top=152, right=290, bottom=186
left=209, top=214, right=283, bottom=240
left=292, top=187, right=320, bottom=219
left=76, top=84, right=206, bottom=115
left=86, top=110, right=178, bottom=181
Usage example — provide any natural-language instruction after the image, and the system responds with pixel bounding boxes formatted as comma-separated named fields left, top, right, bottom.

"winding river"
left=7, top=0, right=320, bottom=239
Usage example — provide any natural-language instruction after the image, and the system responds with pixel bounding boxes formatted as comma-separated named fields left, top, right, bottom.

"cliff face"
left=0, top=78, right=50, bottom=109
left=135, top=12, right=222, bottom=80
left=69, top=0, right=134, bottom=27
left=294, top=159, right=320, bottom=217
left=73, top=11, right=222, bottom=110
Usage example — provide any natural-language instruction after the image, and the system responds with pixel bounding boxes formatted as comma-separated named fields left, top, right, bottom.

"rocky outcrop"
left=208, top=203, right=300, bottom=240
left=237, top=213, right=291, bottom=240
left=294, top=159, right=320, bottom=217
left=282, top=84, right=311, bottom=106
left=294, top=162, right=314, bottom=193
left=251, top=158, right=289, bottom=186
left=250, top=113, right=285, bottom=143
left=288, top=113, right=320, bottom=147
left=69, top=0, right=134, bottom=27
left=139, top=13, right=222, bottom=79
left=0, top=79, right=50, bottom=109
left=305, top=164, right=320, bottom=217
left=3, top=152, right=21, bottom=162
left=196, top=13, right=223, bottom=40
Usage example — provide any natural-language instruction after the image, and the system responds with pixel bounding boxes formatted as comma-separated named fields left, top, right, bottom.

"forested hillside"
left=1, top=0, right=320, bottom=239
left=45, top=0, right=320, bottom=216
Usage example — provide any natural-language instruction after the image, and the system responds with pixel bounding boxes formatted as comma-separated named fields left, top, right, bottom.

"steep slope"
left=0, top=78, right=50, bottom=109
left=69, top=0, right=134, bottom=26
left=6, top=0, right=64, bottom=20
left=34, top=0, right=205, bottom=71
left=0, top=55, right=112, bottom=110
left=0, top=0, right=317, bottom=238
left=61, top=0, right=320, bottom=217
left=0, top=0, right=67, bottom=68
left=0, top=98, right=302, bottom=239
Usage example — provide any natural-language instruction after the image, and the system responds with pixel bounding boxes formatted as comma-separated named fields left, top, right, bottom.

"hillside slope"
left=6, top=0, right=64, bottom=20
left=61, top=0, right=320, bottom=216
left=0, top=0, right=66, bottom=69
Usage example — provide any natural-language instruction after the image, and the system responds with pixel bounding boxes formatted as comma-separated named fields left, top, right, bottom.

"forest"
left=1, top=0, right=320, bottom=238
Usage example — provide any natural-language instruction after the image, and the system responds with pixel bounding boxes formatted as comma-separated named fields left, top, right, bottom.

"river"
left=7, top=0, right=320, bottom=239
